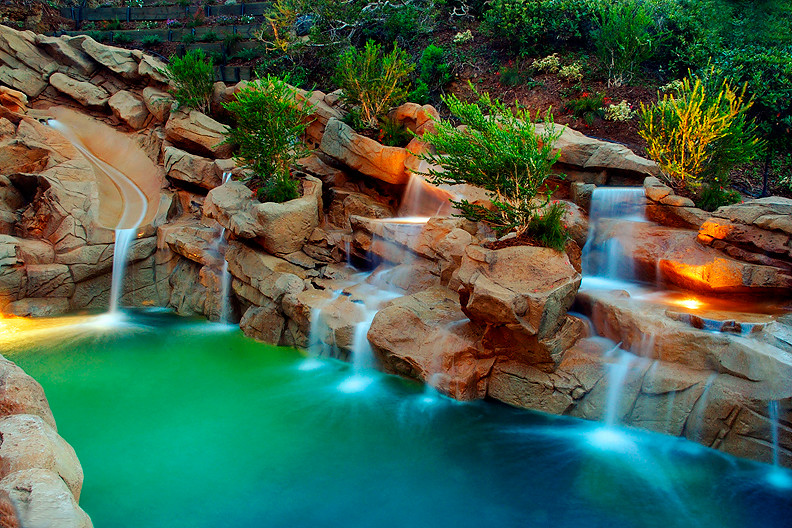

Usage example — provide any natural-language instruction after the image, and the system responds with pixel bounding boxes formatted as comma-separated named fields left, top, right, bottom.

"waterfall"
left=581, top=187, right=647, bottom=285
left=604, top=350, right=634, bottom=427
left=217, top=172, right=233, bottom=324
left=108, top=228, right=137, bottom=313
left=770, top=400, right=780, bottom=468
left=685, top=373, right=717, bottom=443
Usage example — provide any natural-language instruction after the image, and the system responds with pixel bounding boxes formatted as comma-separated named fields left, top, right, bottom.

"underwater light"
left=672, top=298, right=704, bottom=310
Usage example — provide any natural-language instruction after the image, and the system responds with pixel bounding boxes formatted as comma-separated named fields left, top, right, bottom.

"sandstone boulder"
left=369, top=286, right=494, bottom=400
left=0, top=415, right=83, bottom=499
left=49, top=73, right=109, bottom=109
left=163, top=146, right=220, bottom=189
left=0, top=87, right=27, bottom=114
left=225, top=241, right=305, bottom=306
left=165, top=109, right=232, bottom=159
left=108, top=91, right=149, bottom=130
left=35, top=35, right=96, bottom=77
left=327, top=189, right=394, bottom=229
left=387, top=103, right=439, bottom=135
left=0, top=356, right=55, bottom=429
left=73, top=34, right=138, bottom=79
left=320, top=118, right=410, bottom=185
left=536, top=123, right=659, bottom=182
left=142, top=87, right=173, bottom=122
left=0, top=469, right=92, bottom=528
left=137, top=54, right=168, bottom=83
left=254, top=176, right=322, bottom=256
left=453, top=244, right=581, bottom=343
left=0, top=26, right=58, bottom=97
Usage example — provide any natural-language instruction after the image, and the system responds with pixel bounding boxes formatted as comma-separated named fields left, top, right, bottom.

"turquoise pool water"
left=4, top=309, right=791, bottom=528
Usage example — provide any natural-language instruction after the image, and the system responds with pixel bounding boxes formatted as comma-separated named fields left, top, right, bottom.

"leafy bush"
left=498, top=58, right=536, bottom=87
left=604, top=100, right=634, bottom=121
left=377, top=118, right=412, bottom=147
left=335, top=40, right=414, bottom=129
left=182, top=34, right=197, bottom=44
left=558, top=62, right=583, bottom=83
left=565, top=92, right=605, bottom=124
left=695, top=181, right=741, bottom=212
left=530, top=53, right=560, bottom=74
left=453, top=30, right=474, bottom=45
left=593, top=0, right=660, bottom=85
left=162, top=49, right=215, bottom=114
left=408, top=45, right=452, bottom=103
left=101, top=18, right=122, bottom=31
left=639, top=74, right=763, bottom=191
left=482, top=0, right=599, bottom=52
left=416, top=85, right=564, bottom=240
left=222, top=75, right=314, bottom=203
left=112, top=32, right=133, bottom=44
left=201, top=31, right=219, bottom=43
left=525, top=201, right=568, bottom=251
left=141, top=35, right=162, bottom=46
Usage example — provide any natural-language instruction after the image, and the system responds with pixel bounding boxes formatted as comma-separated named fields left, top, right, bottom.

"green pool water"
left=4, top=309, right=791, bottom=528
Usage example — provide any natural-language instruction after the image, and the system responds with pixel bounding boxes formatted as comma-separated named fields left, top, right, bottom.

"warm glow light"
left=672, top=298, right=704, bottom=310
left=374, top=217, right=431, bottom=224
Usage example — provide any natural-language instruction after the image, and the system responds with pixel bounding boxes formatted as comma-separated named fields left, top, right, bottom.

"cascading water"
left=770, top=401, right=780, bottom=468
left=216, top=172, right=233, bottom=324
left=603, top=346, right=632, bottom=428
left=581, top=187, right=647, bottom=287
left=108, top=228, right=137, bottom=314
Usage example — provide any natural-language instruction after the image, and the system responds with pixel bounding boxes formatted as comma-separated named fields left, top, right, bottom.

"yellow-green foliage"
left=639, top=77, right=756, bottom=190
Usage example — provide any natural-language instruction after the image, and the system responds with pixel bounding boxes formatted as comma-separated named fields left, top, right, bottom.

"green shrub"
left=222, top=75, right=314, bottom=203
left=102, top=18, right=122, bottom=31
left=416, top=85, right=564, bottom=240
left=408, top=45, right=452, bottom=103
left=112, top=32, right=133, bottom=44
left=593, top=0, right=660, bottom=85
left=162, top=49, right=215, bottom=114
left=377, top=118, right=412, bottom=147
left=482, top=0, right=599, bottom=52
left=201, top=31, right=219, bottom=43
left=525, top=201, right=568, bottom=251
left=182, top=34, right=197, bottom=44
left=141, top=35, right=162, bottom=46
left=565, top=92, right=605, bottom=124
left=639, top=74, right=763, bottom=191
left=335, top=40, right=414, bottom=129
left=695, top=181, right=742, bottom=212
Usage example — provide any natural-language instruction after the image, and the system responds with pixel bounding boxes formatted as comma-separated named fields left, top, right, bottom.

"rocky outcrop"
left=163, top=146, right=221, bottom=190
left=108, top=90, right=149, bottom=130
left=0, top=355, right=90, bottom=527
left=589, top=219, right=792, bottom=295
left=698, top=197, right=792, bottom=272
left=204, top=176, right=322, bottom=256
left=536, top=123, right=659, bottom=183
left=49, top=73, right=109, bottom=109
left=320, top=118, right=411, bottom=185
left=644, top=176, right=711, bottom=229
left=452, top=244, right=582, bottom=369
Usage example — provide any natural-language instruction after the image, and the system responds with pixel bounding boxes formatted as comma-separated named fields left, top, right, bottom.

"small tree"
left=163, top=49, right=215, bottom=114
left=639, top=72, right=763, bottom=192
left=222, top=75, right=314, bottom=203
left=334, top=40, right=414, bottom=129
left=416, top=86, right=566, bottom=248
left=593, top=0, right=660, bottom=86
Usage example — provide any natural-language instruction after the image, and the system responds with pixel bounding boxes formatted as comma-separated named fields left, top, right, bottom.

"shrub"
left=482, top=0, right=598, bottom=52
left=565, top=92, right=605, bottom=124
left=162, top=49, right=215, bottom=114
left=141, top=35, right=162, bottom=46
left=604, top=100, right=634, bottom=121
left=695, top=181, right=742, bottom=212
left=453, top=30, right=473, bottom=45
left=558, top=62, right=583, bottom=83
left=530, top=53, right=560, bottom=74
left=593, top=0, right=660, bottom=85
left=377, top=118, right=412, bottom=147
left=416, top=85, right=564, bottom=240
left=639, top=74, right=763, bottom=191
left=201, top=30, right=219, bottom=42
left=222, top=75, right=314, bottom=203
left=182, top=34, right=196, bottom=44
left=102, top=18, right=122, bottom=31
left=112, top=32, right=133, bottom=44
left=525, top=201, right=568, bottom=251
left=409, top=45, right=452, bottom=103
left=335, top=40, right=414, bottom=129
